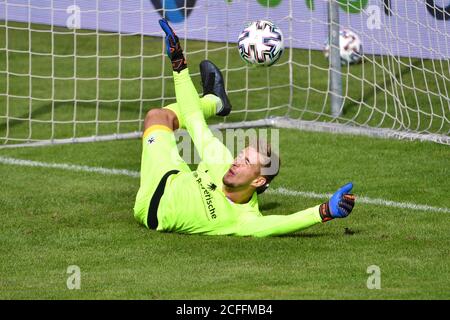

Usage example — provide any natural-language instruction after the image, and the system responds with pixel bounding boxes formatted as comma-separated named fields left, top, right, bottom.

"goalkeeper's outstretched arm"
left=234, top=183, right=356, bottom=237
left=235, top=206, right=323, bottom=237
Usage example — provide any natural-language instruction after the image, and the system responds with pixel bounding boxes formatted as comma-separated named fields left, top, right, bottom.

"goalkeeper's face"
left=222, top=147, right=266, bottom=190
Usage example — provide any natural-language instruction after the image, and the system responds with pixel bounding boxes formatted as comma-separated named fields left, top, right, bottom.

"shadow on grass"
left=342, top=58, right=423, bottom=115
left=150, top=227, right=328, bottom=240
left=281, top=228, right=362, bottom=238
left=279, top=232, right=326, bottom=238
left=0, top=100, right=142, bottom=133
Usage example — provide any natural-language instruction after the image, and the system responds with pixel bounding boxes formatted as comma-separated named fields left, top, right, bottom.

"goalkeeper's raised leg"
left=133, top=19, right=233, bottom=228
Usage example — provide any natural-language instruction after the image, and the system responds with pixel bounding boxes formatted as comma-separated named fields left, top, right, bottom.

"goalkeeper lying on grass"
left=133, top=19, right=356, bottom=237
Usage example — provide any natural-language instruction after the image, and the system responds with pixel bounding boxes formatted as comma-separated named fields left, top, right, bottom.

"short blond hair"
left=253, top=138, right=280, bottom=194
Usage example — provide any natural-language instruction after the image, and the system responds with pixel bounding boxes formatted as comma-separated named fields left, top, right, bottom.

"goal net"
left=0, top=0, right=449, bottom=147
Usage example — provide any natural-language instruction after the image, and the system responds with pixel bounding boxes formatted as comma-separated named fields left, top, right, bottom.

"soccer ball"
left=238, top=20, right=284, bottom=67
left=323, top=29, right=363, bottom=65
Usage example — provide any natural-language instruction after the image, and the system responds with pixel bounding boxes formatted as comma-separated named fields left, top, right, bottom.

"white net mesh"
left=0, top=0, right=449, bottom=147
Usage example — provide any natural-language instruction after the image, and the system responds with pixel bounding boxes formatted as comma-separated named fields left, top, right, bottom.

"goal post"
left=0, top=0, right=449, bottom=148
left=329, top=0, right=343, bottom=117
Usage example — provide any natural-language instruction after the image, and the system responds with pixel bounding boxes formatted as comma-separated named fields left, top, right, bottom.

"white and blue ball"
left=323, top=29, right=363, bottom=65
left=238, top=20, right=284, bottom=67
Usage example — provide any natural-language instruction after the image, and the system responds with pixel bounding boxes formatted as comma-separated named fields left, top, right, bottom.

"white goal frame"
left=0, top=0, right=449, bottom=148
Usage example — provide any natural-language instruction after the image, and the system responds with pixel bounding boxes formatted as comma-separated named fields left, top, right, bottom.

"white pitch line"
left=0, top=156, right=140, bottom=178
left=1, top=156, right=449, bottom=214
left=269, top=187, right=450, bottom=214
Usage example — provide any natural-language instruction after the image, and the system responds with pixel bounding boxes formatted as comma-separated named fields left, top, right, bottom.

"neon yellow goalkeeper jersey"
left=156, top=159, right=322, bottom=237
left=146, top=69, right=323, bottom=237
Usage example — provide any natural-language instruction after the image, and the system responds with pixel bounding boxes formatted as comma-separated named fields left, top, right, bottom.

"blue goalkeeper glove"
left=158, top=18, right=187, bottom=72
left=319, top=182, right=356, bottom=222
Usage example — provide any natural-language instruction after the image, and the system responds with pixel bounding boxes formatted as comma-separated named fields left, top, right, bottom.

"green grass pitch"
left=0, top=22, right=449, bottom=299
left=0, top=130, right=449, bottom=299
